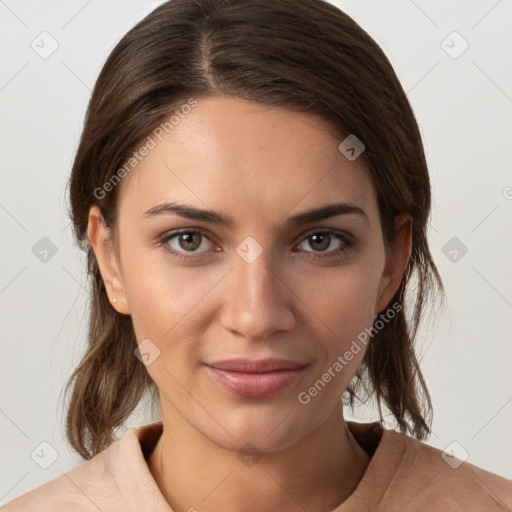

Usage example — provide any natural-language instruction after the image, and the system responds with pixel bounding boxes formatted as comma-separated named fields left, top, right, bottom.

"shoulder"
left=1, top=421, right=165, bottom=512
left=346, top=421, right=512, bottom=511
left=1, top=442, right=119, bottom=512
left=385, top=430, right=512, bottom=511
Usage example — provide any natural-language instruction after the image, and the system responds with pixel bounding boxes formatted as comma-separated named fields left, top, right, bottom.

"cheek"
left=120, top=240, right=226, bottom=363
left=295, top=258, right=382, bottom=345
left=123, top=258, right=214, bottom=396
left=293, top=268, right=379, bottom=401
left=120, top=236, right=189, bottom=328
left=127, top=268, right=210, bottom=341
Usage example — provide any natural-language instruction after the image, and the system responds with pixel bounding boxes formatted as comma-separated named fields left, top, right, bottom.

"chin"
left=194, top=401, right=317, bottom=452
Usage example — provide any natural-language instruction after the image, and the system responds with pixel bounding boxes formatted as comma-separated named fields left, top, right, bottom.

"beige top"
left=2, top=420, right=511, bottom=511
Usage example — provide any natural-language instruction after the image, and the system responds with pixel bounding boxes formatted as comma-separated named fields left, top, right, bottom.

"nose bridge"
left=237, top=247, right=277, bottom=303
left=221, top=244, right=295, bottom=340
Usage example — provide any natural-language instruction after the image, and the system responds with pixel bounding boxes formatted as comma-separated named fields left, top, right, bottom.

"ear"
left=87, top=205, right=130, bottom=315
left=374, top=213, right=412, bottom=316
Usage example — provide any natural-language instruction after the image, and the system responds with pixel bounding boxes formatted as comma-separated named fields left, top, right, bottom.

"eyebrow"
left=143, top=201, right=370, bottom=227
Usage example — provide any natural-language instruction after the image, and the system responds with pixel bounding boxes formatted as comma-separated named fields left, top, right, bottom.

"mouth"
left=204, top=358, right=309, bottom=398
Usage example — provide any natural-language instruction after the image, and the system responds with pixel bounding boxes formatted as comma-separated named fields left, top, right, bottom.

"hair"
left=63, top=0, right=445, bottom=460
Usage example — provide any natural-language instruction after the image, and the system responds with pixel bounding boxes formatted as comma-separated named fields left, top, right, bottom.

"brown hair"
left=63, top=0, right=444, bottom=460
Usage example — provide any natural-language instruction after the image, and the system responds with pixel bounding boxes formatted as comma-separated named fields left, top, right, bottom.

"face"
left=89, top=96, right=411, bottom=453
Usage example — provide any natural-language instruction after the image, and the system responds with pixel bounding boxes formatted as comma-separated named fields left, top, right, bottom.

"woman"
left=3, top=0, right=511, bottom=510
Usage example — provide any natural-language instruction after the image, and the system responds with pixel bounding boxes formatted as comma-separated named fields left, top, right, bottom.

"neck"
left=147, top=402, right=371, bottom=512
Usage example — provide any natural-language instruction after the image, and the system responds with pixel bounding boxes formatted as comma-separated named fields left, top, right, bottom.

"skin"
left=88, top=96, right=412, bottom=512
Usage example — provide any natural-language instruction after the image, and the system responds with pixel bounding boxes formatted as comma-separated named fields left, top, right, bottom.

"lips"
left=206, top=358, right=307, bottom=373
left=204, top=358, right=309, bottom=398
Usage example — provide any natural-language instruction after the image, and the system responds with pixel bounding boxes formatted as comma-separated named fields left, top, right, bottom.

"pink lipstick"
left=204, top=358, right=308, bottom=398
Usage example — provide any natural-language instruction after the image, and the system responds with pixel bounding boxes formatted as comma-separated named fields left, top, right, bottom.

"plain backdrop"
left=1, top=0, right=511, bottom=504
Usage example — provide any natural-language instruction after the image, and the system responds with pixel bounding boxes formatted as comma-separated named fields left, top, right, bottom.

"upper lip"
left=206, top=358, right=308, bottom=373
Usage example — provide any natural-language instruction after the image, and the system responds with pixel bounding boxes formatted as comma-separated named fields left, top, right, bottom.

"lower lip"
left=205, top=365, right=307, bottom=398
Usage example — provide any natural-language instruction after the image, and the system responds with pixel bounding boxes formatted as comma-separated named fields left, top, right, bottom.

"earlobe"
left=87, top=205, right=130, bottom=315
left=374, top=213, right=412, bottom=315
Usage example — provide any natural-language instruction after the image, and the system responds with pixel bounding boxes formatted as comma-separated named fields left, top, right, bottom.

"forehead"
left=117, top=96, right=377, bottom=228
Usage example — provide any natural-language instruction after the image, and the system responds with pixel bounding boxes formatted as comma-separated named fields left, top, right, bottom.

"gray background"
left=1, top=0, right=511, bottom=503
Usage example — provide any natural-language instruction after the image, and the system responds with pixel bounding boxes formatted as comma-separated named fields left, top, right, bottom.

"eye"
left=157, top=228, right=353, bottom=261
left=158, top=229, right=217, bottom=259
left=294, top=230, right=352, bottom=259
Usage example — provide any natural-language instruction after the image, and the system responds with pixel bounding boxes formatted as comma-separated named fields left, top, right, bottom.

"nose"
left=220, top=249, right=296, bottom=341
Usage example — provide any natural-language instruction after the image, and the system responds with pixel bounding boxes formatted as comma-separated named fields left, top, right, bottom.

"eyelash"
left=157, top=228, right=353, bottom=261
